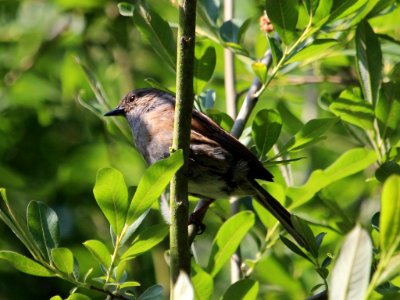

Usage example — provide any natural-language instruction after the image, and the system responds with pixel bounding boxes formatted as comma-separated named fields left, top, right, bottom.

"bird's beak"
left=104, top=106, right=125, bottom=116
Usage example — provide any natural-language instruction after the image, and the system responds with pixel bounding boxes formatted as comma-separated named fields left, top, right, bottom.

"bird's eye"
left=129, top=95, right=136, bottom=102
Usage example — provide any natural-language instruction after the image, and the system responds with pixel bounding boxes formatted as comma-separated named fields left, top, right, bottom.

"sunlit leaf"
left=0, top=251, right=54, bottom=277
left=288, top=148, right=377, bottom=208
left=121, top=223, right=169, bottom=261
left=252, top=109, right=281, bottom=158
left=328, top=0, right=369, bottom=23
left=287, top=39, right=337, bottom=64
left=27, top=201, right=60, bottom=260
left=67, top=293, right=92, bottom=300
left=380, top=175, right=400, bottom=253
left=376, top=82, right=400, bottom=140
left=93, top=168, right=128, bottom=235
left=329, top=225, right=372, bottom=300
left=207, top=211, right=255, bottom=277
left=355, top=21, right=382, bottom=104
left=51, top=248, right=75, bottom=275
left=192, top=262, right=213, bottom=300
left=222, top=279, right=259, bottom=300
left=266, top=0, right=298, bottom=45
left=83, top=239, right=112, bottom=269
left=118, top=2, right=134, bottom=17
left=377, top=253, right=400, bottom=286
left=251, top=62, right=268, bottom=84
left=126, top=150, right=183, bottom=225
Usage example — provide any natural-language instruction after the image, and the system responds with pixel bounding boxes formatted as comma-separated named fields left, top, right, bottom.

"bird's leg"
left=189, top=198, right=215, bottom=235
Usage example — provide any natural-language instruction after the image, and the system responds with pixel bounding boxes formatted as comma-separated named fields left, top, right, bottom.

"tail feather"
left=249, top=179, right=308, bottom=249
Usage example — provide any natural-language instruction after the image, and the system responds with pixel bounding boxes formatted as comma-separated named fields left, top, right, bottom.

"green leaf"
left=280, top=117, right=338, bottom=154
left=251, top=62, right=268, bottom=84
left=93, top=168, right=128, bottom=235
left=222, top=279, right=259, bottom=300
left=252, top=109, right=282, bottom=158
left=138, top=285, right=163, bottom=300
left=277, top=101, right=303, bottom=135
left=51, top=248, right=74, bottom=275
left=376, top=82, right=400, bottom=140
left=174, top=272, right=194, bottom=300
left=219, top=19, right=242, bottom=43
left=67, top=293, right=92, bottom=300
left=380, top=175, right=400, bottom=253
left=198, top=0, right=220, bottom=25
left=192, top=262, right=213, bottom=300
left=118, top=2, right=134, bottom=17
left=288, top=148, right=377, bottom=208
left=291, top=216, right=317, bottom=257
left=126, top=150, right=183, bottom=225
left=83, top=239, right=112, bottom=268
left=27, top=201, right=60, bottom=260
left=207, top=211, right=255, bottom=277
left=313, top=0, right=333, bottom=24
left=50, top=296, right=63, bottom=300
left=280, top=235, right=313, bottom=263
left=121, top=223, right=169, bottom=261
left=355, top=21, right=382, bottom=104
left=0, top=251, right=54, bottom=277
left=266, top=0, right=299, bottom=45
left=329, top=225, right=372, bottom=300
left=267, top=35, right=283, bottom=66
left=328, top=0, right=369, bottom=23
left=133, top=2, right=176, bottom=72
left=329, top=89, right=374, bottom=130
left=377, top=253, right=400, bottom=286
left=194, top=45, right=216, bottom=94
left=287, top=39, right=337, bottom=64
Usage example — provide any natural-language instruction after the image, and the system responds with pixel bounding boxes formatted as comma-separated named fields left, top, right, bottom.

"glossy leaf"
left=288, top=148, right=377, bottom=208
left=355, top=21, right=382, bottom=104
left=287, top=39, right=337, bottom=64
left=380, top=175, right=400, bottom=253
left=329, top=89, right=374, bottom=130
left=126, top=150, right=183, bottom=224
left=280, top=117, right=338, bottom=153
left=0, top=251, right=54, bottom=277
left=67, top=293, right=92, bottom=300
left=252, top=109, right=282, bottom=158
left=207, top=211, right=255, bottom=277
left=93, top=168, right=128, bottom=235
left=27, top=201, right=60, bottom=260
left=51, top=247, right=74, bottom=275
left=133, top=2, right=176, bottom=71
left=194, top=45, right=216, bottom=94
left=83, top=239, right=112, bottom=268
left=192, top=262, right=213, bottom=300
left=266, top=0, right=298, bottom=45
left=222, top=279, right=259, bottom=300
left=329, top=225, right=372, bottom=300
left=121, top=223, right=169, bottom=261
left=251, top=62, right=268, bottom=84
left=50, top=296, right=63, bottom=300
left=328, top=0, right=369, bottom=23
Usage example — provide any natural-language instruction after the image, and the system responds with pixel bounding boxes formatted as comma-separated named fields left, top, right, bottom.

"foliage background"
left=0, top=0, right=400, bottom=299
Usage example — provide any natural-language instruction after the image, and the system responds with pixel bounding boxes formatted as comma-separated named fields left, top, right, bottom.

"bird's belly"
left=188, top=178, right=229, bottom=199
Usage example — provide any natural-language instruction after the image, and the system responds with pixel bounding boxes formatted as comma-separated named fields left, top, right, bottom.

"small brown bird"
left=105, top=88, right=307, bottom=248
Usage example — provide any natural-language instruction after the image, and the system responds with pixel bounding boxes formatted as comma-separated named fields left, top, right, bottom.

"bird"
left=104, top=88, right=307, bottom=248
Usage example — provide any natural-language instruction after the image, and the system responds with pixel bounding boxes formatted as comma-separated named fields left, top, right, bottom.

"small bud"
left=260, top=15, right=274, bottom=33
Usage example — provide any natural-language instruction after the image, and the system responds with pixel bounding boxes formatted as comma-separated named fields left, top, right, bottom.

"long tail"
left=249, top=179, right=309, bottom=249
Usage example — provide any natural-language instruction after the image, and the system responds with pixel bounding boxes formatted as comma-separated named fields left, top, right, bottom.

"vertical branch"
left=169, top=0, right=197, bottom=293
left=223, top=0, right=242, bottom=284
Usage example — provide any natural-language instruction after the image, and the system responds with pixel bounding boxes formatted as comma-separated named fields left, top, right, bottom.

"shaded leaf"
left=252, top=109, right=282, bottom=158
left=375, top=161, right=400, bottom=183
left=376, top=82, right=400, bottom=140
left=280, top=235, right=312, bottom=263
left=291, top=216, right=317, bottom=257
left=222, top=279, right=259, bottom=300
left=93, top=168, right=128, bottom=235
left=126, top=150, right=183, bottom=224
left=266, top=0, right=298, bottom=45
left=355, top=21, right=382, bottom=104
left=207, top=211, right=255, bottom=277
left=377, top=254, right=400, bottom=286
left=329, top=225, right=372, bottom=300
left=267, top=35, right=283, bottom=66
left=198, top=0, right=220, bottom=25
left=121, top=223, right=169, bottom=261
left=133, top=2, right=176, bottom=71
left=380, top=175, right=400, bottom=253
left=27, top=201, right=60, bottom=260
left=138, top=285, right=163, bottom=300
left=194, top=45, right=216, bottom=94
left=51, top=248, right=74, bottom=275
left=83, top=239, right=112, bottom=269
left=0, top=251, right=54, bottom=277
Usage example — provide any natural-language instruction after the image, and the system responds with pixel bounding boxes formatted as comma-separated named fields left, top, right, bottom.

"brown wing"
left=191, top=109, right=273, bottom=182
